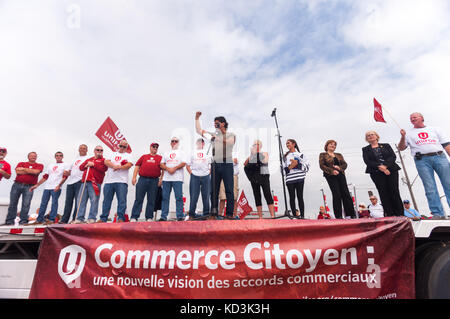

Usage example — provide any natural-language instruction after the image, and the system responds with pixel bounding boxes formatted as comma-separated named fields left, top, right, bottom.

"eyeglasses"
left=119, top=145, right=127, bottom=149
left=171, top=140, right=179, bottom=143
left=95, top=149, right=103, bottom=152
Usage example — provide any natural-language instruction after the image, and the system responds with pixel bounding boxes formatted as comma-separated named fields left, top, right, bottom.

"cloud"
left=1, top=1, right=449, bottom=218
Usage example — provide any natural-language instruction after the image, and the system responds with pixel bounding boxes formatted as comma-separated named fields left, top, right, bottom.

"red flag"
left=95, top=117, right=132, bottom=153
left=273, top=195, right=278, bottom=213
left=91, top=180, right=101, bottom=196
left=236, top=190, right=253, bottom=219
left=373, top=98, right=386, bottom=123
left=82, top=167, right=101, bottom=196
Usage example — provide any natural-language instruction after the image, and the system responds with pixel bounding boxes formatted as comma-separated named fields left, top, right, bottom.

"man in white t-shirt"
left=187, top=138, right=211, bottom=219
left=368, top=195, right=384, bottom=218
left=60, top=144, right=89, bottom=224
left=31, top=151, right=70, bottom=225
left=159, top=136, right=186, bottom=221
left=399, top=112, right=450, bottom=219
left=99, top=140, right=133, bottom=223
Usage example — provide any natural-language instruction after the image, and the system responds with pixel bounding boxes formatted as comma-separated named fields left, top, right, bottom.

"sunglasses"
left=171, top=140, right=179, bottom=143
left=119, top=145, right=127, bottom=149
left=0, top=150, right=6, bottom=153
left=151, top=145, right=159, bottom=148
left=95, top=149, right=103, bottom=152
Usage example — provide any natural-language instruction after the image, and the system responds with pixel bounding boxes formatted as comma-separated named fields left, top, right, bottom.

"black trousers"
left=286, top=180, right=305, bottom=218
left=324, top=173, right=355, bottom=219
left=369, top=170, right=403, bottom=216
left=250, top=174, right=273, bottom=207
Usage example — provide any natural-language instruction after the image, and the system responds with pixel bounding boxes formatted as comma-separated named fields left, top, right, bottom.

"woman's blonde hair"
left=365, top=131, right=380, bottom=142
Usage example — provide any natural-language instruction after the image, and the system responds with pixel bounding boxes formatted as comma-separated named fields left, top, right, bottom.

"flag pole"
left=375, top=99, right=402, bottom=129
left=74, top=166, right=90, bottom=222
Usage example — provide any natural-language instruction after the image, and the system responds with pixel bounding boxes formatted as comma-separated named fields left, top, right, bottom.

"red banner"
left=95, top=117, right=132, bottom=153
left=29, top=218, right=415, bottom=299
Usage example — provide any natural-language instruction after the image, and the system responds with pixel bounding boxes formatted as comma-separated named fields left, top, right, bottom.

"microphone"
left=271, top=108, right=277, bottom=117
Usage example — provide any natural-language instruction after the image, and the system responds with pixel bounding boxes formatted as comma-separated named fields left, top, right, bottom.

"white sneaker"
left=71, top=220, right=85, bottom=224
left=130, top=218, right=138, bottom=222
left=87, top=219, right=96, bottom=224
left=145, top=218, right=154, bottom=222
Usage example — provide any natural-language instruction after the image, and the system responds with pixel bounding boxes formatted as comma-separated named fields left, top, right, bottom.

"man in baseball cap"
left=0, top=147, right=11, bottom=181
left=403, top=199, right=421, bottom=221
left=130, top=142, right=163, bottom=222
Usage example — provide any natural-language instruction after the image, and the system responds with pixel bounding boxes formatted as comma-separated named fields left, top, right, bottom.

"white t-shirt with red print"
left=43, top=162, right=70, bottom=190
left=66, top=155, right=89, bottom=185
left=188, top=149, right=211, bottom=177
left=406, top=126, right=449, bottom=156
left=162, top=149, right=186, bottom=182
left=104, top=151, right=133, bottom=184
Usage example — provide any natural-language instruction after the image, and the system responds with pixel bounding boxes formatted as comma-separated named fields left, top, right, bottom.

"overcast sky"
left=1, top=0, right=449, bottom=219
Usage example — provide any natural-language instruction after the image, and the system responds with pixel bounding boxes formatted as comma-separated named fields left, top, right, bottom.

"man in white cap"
left=99, top=139, right=133, bottom=223
left=159, top=136, right=186, bottom=221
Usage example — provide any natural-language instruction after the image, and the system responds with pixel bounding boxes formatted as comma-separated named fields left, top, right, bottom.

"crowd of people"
left=0, top=111, right=448, bottom=226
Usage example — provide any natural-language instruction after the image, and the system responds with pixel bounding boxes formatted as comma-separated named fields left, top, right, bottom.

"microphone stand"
left=271, top=108, right=298, bottom=219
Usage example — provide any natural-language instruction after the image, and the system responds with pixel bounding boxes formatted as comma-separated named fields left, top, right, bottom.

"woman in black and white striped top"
left=284, top=139, right=310, bottom=218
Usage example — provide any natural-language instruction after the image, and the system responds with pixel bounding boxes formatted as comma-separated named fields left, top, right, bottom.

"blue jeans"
left=189, top=174, right=211, bottom=217
left=161, top=181, right=183, bottom=220
left=415, top=153, right=450, bottom=217
left=61, top=181, right=82, bottom=223
left=131, top=177, right=159, bottom=220
left=6, top=182, right=34, bottom=225
left=211, top=162, right=234, bottom=217
left=76, top=182, right=101, bottom=221
left=37, top=189, right=62, bottom=222
left=100, top=183, right=128, bottom=222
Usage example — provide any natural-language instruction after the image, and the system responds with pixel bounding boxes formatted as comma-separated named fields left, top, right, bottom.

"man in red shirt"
left=5, top=152, right=44, bottom=225
left=317, top=206, right=331, bottom=219
left=130, top=143, right=164, bottom=222
left=72, top=146, right=108, bottom=224
left=0, top=147, right=11, bottom=181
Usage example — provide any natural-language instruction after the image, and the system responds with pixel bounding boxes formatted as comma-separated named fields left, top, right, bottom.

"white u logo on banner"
left=58, top=245, right=87, bottom=286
